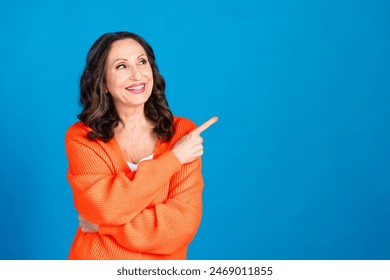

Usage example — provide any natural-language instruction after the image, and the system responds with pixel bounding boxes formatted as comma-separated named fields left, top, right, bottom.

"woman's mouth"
left=126, top=83, right=146, bottom=94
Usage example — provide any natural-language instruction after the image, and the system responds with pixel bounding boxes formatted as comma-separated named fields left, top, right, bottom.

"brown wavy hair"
left=78, top=31, right=174, bottom=142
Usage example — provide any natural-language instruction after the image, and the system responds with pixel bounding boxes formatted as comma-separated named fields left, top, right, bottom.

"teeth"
left=127, top=84, right=144, bottom=90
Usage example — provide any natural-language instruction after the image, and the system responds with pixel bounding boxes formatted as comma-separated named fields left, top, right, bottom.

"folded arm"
left=98, top=158, right=204, bottom=255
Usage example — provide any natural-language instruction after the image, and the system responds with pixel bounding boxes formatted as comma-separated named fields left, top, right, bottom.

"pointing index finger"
left=193, top=116, right=218, bottom=135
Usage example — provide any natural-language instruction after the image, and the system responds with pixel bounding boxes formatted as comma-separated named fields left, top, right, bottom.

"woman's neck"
left=115, top=105, right=154, bottom=136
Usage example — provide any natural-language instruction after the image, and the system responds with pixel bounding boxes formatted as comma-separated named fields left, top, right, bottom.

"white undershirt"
left=127, top=153, right=154, bottom=171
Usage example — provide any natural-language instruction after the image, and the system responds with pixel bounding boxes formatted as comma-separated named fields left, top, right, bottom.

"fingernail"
left=214, top=116, right=218, bottom=121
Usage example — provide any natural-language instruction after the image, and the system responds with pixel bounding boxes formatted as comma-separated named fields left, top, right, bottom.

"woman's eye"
left=139, top=59, right=147, bottom=65
left=116, top=64, right=126, bottom=69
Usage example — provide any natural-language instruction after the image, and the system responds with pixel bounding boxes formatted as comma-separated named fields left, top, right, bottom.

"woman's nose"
left=130, top=66, right=142, bottom=81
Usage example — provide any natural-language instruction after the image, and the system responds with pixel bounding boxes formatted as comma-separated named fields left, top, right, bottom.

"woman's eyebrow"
left=111, top=58, right=127, bottom=66
left=111, top=54, right=146, bottom=65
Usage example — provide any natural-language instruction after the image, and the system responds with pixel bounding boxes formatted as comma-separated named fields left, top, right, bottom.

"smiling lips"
left=126, top=83, right=146, bottom=94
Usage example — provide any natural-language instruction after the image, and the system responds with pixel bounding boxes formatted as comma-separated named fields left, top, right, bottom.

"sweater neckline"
left=109, top=136, right=164, bottom=172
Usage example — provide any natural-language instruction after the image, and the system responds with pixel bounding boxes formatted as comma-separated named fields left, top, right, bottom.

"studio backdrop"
left=0, top=0, right=389, bottom=259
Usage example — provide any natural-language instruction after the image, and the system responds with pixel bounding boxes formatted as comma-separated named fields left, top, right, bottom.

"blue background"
left=0, top=0, right=389, bottom=260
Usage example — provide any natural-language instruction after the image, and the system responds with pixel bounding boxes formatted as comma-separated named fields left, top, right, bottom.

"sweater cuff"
left=157, top=150, right=182, bottom=174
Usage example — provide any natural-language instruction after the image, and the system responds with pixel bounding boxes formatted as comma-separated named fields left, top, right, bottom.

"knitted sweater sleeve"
left=98, top=157, right=204, bottom=255
left=66, top=125, right=182, bottom=226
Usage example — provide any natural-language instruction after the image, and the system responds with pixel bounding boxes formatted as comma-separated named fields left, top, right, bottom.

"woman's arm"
left=66, top=116, right=215, bottom=227
left=98, top=157, right=204, bottom=255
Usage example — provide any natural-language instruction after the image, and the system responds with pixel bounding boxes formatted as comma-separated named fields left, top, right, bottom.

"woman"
left=65, top=31, right=217, bottom=259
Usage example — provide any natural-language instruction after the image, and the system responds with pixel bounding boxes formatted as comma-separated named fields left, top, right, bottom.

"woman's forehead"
left=107, top=39, right=146, bottom=60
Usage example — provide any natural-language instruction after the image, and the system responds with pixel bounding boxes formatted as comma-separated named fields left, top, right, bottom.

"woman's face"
left=105, top=39, right=153, bottom=110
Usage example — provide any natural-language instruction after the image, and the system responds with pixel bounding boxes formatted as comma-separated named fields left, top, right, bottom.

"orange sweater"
left=65, top=117, right=204, bottom=259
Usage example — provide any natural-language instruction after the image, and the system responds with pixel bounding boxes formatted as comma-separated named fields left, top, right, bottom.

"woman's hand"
left=172, top=116, right=218, bottom=165
left=78, top=214, right=99, bottom=233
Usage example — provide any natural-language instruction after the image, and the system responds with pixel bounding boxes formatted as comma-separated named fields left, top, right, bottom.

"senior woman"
left=65, top=31, right=217, bottom=259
